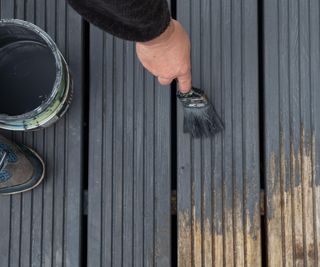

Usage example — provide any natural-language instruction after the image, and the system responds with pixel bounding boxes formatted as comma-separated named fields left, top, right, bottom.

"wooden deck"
left=0, top=0, right=320, bottom=266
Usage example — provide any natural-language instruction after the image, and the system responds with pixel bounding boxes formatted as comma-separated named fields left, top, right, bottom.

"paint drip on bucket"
left=0, top=19, right=72, bottom=131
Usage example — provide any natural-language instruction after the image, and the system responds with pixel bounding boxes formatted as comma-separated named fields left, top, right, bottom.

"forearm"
left=67, top=0, right=171, bottom=42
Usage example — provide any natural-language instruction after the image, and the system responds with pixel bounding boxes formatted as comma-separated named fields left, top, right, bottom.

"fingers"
left=158, top=69, right=192, bottom=92
left=177, top=69, right=192, bottom=93
left=158, top=77, right=174, bottom=85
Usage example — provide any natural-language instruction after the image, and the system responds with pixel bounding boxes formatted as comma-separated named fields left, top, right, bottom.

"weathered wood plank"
left=263, top=0, right=320, bottom=265
left=0, top=1, right=84, bottom=266
left=87, top=26, right=172, bottom=267
left=176, top=0, right=261, bottom=266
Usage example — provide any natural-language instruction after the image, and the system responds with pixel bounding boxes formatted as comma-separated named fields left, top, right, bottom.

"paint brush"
left=176, top=87, right=224, bottom=138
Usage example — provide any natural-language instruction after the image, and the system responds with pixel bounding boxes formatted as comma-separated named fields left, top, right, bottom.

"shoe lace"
left=0, top=150, right=8, bottom=171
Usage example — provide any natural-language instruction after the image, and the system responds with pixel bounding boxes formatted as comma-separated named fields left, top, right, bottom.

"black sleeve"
left=67, top=0, right=171, bottom=42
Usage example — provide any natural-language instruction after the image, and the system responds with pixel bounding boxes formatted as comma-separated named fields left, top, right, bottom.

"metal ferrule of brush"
left=176, top=87, right=224, bottom=138
left=176, top=87, right=209, bottom=108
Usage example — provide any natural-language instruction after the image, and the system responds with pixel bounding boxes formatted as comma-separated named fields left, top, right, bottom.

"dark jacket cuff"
left=68, top=0, right=171, bottom=42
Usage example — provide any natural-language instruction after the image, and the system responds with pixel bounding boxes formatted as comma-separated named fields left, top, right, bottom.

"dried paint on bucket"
left=0, top=19, right=72, bottom=131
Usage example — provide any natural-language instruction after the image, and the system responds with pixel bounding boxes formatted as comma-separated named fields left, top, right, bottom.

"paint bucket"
left=0, top=19, right=72, bottom=131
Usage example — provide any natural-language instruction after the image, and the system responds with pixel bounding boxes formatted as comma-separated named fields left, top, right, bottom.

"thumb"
left=177, top=70, right=192, bottom=93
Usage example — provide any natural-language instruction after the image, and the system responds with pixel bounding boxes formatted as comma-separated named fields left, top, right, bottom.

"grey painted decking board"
left=87, top=27, right=172, bottom=266
left=0, top=1, right=84, bottom=266
left=263, top=0, right=320, bottom=266
left=176, top=0, right=261, bottom=266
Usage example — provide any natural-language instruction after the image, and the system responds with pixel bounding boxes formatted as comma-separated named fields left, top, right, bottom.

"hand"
left=136, top=19, right=192, bottom=93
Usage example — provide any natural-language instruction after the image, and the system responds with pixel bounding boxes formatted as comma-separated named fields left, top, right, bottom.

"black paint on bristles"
left=183, top=104, right=223, bottom=137
left=177, top=87, right=223, bottom=138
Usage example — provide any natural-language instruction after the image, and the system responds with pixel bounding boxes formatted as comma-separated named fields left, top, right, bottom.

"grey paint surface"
left=87, top=28, right=172, bottom=267
left=263, top=0, right=320, bottom=265
left=2, top=0, right=320, bottom=266
left=0, top=1, right=84, bottom=266
left=176, top=0, right=261, bottom=266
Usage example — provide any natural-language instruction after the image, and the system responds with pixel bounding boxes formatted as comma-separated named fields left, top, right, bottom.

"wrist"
left=137, top=19, right=175, bottom=47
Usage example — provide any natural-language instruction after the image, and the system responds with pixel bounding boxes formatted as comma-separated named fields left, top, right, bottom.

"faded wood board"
left=176, top=0, right=261, bottom=266
left=263, top=0, right=320, bottom=266
left=0, top=1, right=84, bottom=266
left=87, top=27, right=172, bottom=266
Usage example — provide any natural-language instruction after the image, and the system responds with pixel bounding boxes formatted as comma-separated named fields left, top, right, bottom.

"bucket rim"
left=0, top=18, right=64, bottom=120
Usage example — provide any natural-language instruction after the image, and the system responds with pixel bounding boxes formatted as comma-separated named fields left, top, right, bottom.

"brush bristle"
left=183, top=104, right=223, bottom=138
